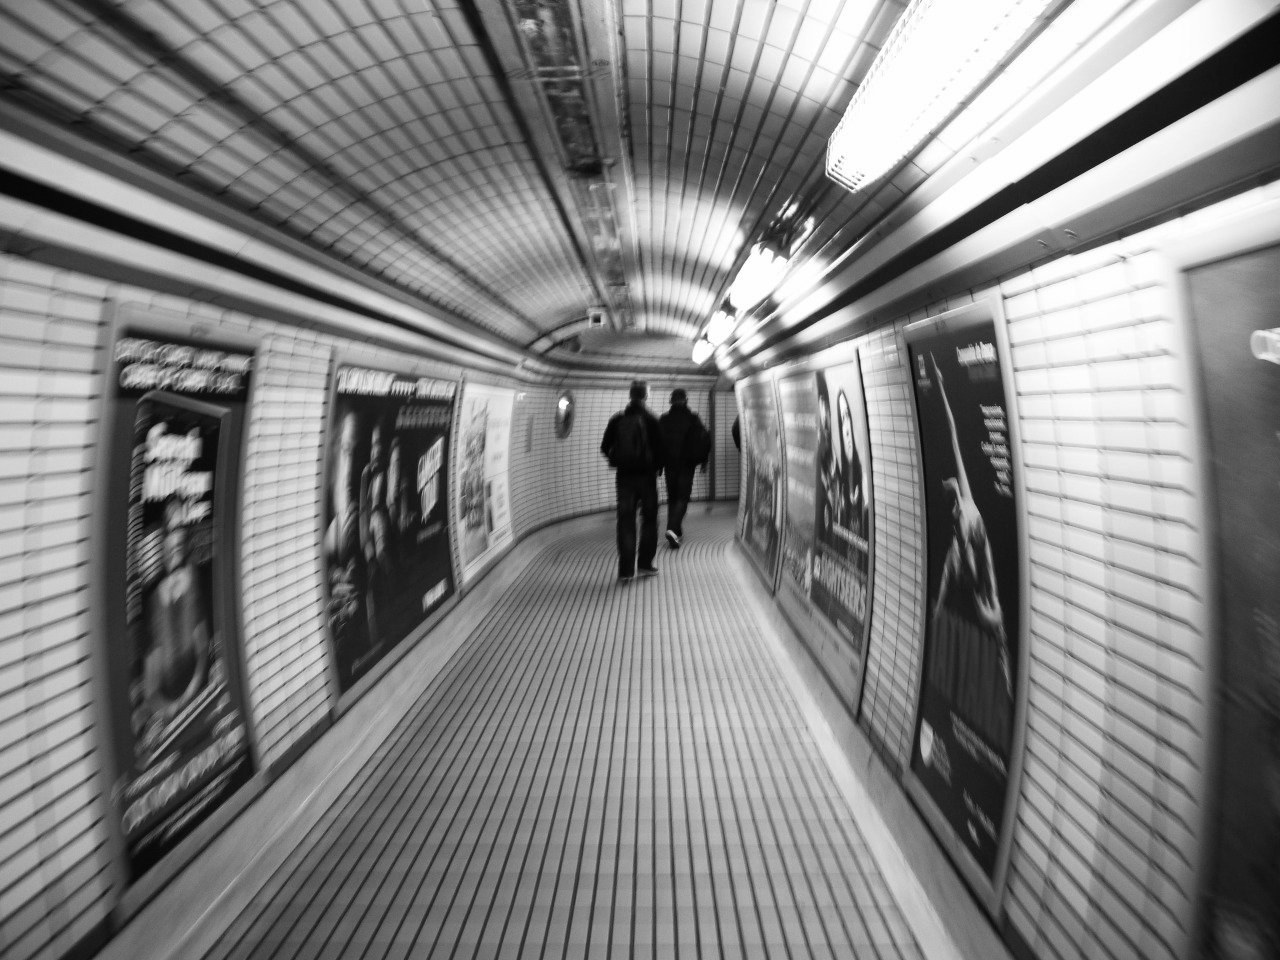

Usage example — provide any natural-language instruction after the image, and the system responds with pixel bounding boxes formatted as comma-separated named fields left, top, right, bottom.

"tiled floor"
left=201, top=514, right=926, bottom=960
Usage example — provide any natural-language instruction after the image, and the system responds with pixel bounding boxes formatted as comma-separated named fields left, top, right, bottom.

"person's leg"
left=616, top=474, right=639, bottom=577
left=664, top=471, right=682, bottom=546
left=637, top=473, right=659, bottom=571
left=669, top=466, right=694, bottom=537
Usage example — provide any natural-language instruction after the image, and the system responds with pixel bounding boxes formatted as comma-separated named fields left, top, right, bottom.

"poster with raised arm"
left=103, top=331, right=255, bottom=880
left=905, top=302, right=1023, bottom=884
left=455, top=382, right=515, bottom=584
left=736, top=374, right=782, bottom=587
left=322, top=366, right=457, bottom=693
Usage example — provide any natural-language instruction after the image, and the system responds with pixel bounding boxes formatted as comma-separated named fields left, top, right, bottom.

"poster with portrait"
left=905, top=302, right=1022, bottom=882
left=736, top=374, right=782, bottom=588
left=103, top=332, right=255, bottom=880
left=811, top=356, right=874, bottom=648
left=455, top=382, right=515, bottom=584
left=1183, top=243, right=1280, bottom=960
left=322, top=366, right=457, bottom=693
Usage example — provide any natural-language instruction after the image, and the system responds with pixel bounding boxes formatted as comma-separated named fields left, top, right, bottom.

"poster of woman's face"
left=810, top=359, right=873, bottom=646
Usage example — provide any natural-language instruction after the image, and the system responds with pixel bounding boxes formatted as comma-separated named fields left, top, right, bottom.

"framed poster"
left=1171, top=218, right=1280, bottom=959
left=99, top=326, right=256, bottom=881
left=321, top=365, right=458, bottom=695
left=902, top=299, right=1028, bottom=909
left=774, top=353, right=875, bottom=713
left=455, top=382, right=515, bottom=585
left=736, top=373, right=783, bottom=590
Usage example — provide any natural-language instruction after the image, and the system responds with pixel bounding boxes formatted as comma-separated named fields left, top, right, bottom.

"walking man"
left=658, top=388, right=711, bottom=549
left=601, top=381, right=667, bottom=581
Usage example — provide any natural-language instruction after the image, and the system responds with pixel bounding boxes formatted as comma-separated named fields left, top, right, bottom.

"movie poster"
left=322, top=366, right=457, bottom=693
left=811, top=357, right=874, bottom=646
left=737, top=375, right=782, bottom=585
left=104, top=332, right=255, bottom=879
left=905, top=304, right=1021, bottom=879
left=778, top=372, right=818, bottom=601
left=1185, top=245, right=1280, bottom=960
left=455, top=383, right=515, bottom=584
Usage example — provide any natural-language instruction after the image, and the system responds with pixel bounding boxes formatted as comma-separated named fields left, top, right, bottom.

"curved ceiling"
left=0, top=0, right=907, bottom=373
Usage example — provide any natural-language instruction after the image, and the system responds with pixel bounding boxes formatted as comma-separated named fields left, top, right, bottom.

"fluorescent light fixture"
left=706, top=304, right=737, bottom=346
left=727, top=238, right=789, bottom=311
left=826, top=0, right=1056, bottom=194
left=691, top=337, right=715, bottom=364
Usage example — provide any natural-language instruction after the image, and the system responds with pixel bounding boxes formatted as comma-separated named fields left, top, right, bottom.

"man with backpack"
left=659, top=388, right=711, bottom=549
left=601, top=380, right=667, bottom=582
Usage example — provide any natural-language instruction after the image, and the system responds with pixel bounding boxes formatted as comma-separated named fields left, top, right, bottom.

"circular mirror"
left=554, top=390, right=575, bottom=438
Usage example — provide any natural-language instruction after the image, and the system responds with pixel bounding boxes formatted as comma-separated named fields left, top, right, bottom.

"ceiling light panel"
left=0, top=0, right=596, bottom=344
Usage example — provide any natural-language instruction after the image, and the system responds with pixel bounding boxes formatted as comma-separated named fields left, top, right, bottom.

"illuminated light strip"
left=826, top=0, right=1057, bottom=195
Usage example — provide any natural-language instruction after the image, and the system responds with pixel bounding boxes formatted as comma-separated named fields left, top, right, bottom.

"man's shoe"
left=665, top=530, right=681, bottom=548
left=638, top=566, right=659, bottom=577
left=618, top=573, right=634, bottom=584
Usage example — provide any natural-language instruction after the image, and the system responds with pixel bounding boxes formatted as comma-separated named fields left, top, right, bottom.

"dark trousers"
left=665, top=466, right=695, bottom=536
left=616, top=471, right=658, bottom=575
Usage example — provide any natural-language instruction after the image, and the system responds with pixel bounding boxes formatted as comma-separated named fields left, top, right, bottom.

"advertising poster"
left=737, top=375, right=782, bottom=585
left=1185, top=245, right=1280, bottom=960
left=811, top=357, right=874, bottom=647
left=456, top=382, right=515, bottom=583
left=322, top=366, right=457, bottom=693
left=905, top=304, right=1021, bottom=879
left=104, top=332, right=255, bottom=879
left=778, top=372, right=819, bottom=601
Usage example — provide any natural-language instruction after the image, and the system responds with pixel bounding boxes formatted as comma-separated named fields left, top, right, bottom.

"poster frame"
left=88, top=301, right=264, bottom=913
left=769, top=345, right=876, bottom=718
left=452, top=376, right=518, bottom=589
left=734, top=371, right=782, bottom=594
left=899, top=297, right=1032, bottom=918
left=1157, top=201, right=1280, bottom=960
left=317, top=351, right=463, bottom=716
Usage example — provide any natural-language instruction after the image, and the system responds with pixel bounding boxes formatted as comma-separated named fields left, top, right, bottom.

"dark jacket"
left=601, top=401, right=667, bottom=475
left=658, top=404, right=709, bottom=470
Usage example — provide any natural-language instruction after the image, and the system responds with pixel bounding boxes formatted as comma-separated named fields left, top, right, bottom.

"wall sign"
left=736, top=374, right=783, bottom=588
left=102, top=331, right=256, bottom=879
left=321, top=366, right=457, bottom=693
left=455, top=382, right=515, bottom=584
left=904, top=300, right=1025, bottom=893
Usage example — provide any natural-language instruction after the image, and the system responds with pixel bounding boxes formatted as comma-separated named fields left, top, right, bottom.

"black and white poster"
left=778, top=371, right=818, bottom=603
left=104, top=332, right=255, bottom=879
left=1185, top=244, right=1280, bottom=960
left=737, top=375, right=782, bottom=586
left=906, top=303, right=1021, bottom=880
left=322, top=366, right=457, bottom=693
left=812, top=357, right=873, bottom=646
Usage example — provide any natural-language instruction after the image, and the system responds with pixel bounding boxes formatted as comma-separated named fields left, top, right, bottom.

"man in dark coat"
left=601, top=380, right=667, bottom=581
left=658, top=388, right=710, bottom=548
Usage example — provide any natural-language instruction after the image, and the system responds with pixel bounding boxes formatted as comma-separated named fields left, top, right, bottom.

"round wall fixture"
left=554, top=390, right=575, bottom=438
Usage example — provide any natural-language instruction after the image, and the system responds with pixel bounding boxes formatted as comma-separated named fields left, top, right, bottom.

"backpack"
left=683, top=418, right=712, bottom=465
left=611, top=413, right=652, bottom=472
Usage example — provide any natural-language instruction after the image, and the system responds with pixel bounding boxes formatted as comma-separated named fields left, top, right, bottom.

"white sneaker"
left=665, top=530, right=681, bottom=548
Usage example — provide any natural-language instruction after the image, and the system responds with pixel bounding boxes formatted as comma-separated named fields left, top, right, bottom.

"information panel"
left=455, top=382, right=515, bottom=584
left=322, top=366, right=457, bottom=693
left=103, top=332, right=255, bottom=879
left=905, top=302, right=1022, bottom=880
left=1185, top=244, right=1280, bottom=959
left=736, top=374, right=782, bottom=587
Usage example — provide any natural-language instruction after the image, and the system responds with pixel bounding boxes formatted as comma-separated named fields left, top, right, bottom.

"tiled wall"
left=510, top=382, right=735, bottom=539
left=744, top=189, right=1280, bottom=960
left=0, top=250, right=741, bottom=960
